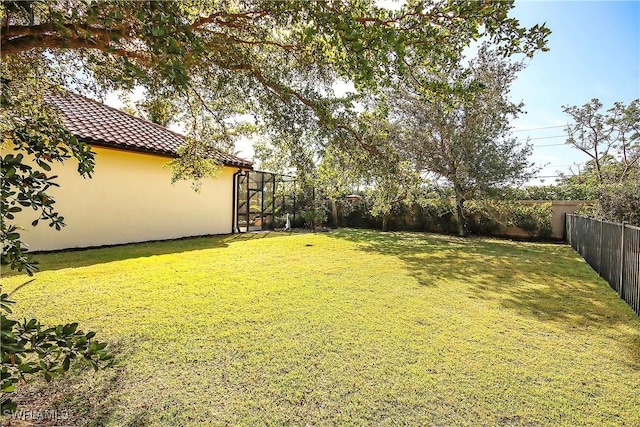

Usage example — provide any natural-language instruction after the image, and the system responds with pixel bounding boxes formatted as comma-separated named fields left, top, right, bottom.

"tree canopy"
left=387, top=46, right=535, bottom=235
left=0, top=0, right=552, bottom=410
left=562, top=98, right=639, bottom=185
left=2, top=0, right=550, bottom=152
left=1, top=0, right=551, bottom=268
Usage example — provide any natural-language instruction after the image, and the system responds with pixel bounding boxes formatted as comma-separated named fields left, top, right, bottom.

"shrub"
left=331, top=195, right=553, bottom=239
left=416, top=199, right=457, bottom=232
left=463, top=200, right=503, bottom=236
left=338, top=197, right=380, bottom=229
left=1, top=291, right=112, bottom=412
left=300, top=205, right=328, bottom=228
left=511, top=202, right=553, bottom=239
left=576, top=182, right=640, bottom=226
left=463, top=200, right=553, bottom=239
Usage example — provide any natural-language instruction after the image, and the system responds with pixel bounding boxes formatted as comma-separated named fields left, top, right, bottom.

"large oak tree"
left=0, top=1, right=551, bottom=410
left=1, top=0, right=550, bottom=266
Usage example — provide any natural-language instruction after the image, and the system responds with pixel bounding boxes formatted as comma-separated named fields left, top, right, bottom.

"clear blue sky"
left=509, top=0, right=639, bottom=184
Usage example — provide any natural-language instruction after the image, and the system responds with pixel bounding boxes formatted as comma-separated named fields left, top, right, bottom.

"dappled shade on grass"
left=2, top=229, right=639, bottom=426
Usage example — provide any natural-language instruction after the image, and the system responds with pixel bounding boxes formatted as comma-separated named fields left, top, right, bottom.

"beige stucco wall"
left=13, top=146, right=241, bottom=251
left=549, top=201, right=591, bottom=239
left=504, top=200, right=592, bottom=239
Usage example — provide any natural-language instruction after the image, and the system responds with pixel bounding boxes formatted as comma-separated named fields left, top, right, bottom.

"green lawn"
left=2, top=229, right=639, bottom=426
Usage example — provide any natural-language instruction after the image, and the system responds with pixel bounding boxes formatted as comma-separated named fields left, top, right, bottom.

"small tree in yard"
left=576, top=181, right=640, bottom=227
left=315, top=147, right=361, bottom=227
left=390, top=46, right=536, bottom=236
left=595, top=182, right=640, bottom=226
left=363, top=159, right=423, bottom=232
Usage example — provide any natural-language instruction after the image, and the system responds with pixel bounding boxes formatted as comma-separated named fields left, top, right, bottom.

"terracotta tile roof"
left=48, top=92, right=253, bottom=169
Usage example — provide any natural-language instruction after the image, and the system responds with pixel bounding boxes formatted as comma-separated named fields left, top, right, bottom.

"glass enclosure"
left=233, top=171, right=298, bottom=232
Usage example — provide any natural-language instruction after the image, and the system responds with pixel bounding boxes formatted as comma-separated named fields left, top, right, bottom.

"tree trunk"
left=454, top=190, right=466, bottom=237
left=330, top=199, right=339, bottom=227
left=594, top=154, right=603, bottom=184
left=382, top=214, right=389, bottom=232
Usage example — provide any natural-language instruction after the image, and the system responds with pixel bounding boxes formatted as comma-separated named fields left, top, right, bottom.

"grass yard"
left=1, top=229, right=639, bottom=426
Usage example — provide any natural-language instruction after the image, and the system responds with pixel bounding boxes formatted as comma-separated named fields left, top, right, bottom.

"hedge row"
left=335, top=198, right=553, bottom=239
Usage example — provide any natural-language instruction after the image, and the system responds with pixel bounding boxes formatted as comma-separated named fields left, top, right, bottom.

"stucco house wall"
left=15, top=146, right=240, bottom=252
left=7, top=91, right=253, bottom=252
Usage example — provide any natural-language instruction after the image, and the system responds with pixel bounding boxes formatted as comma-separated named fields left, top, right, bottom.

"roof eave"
left=79, top=137, right=254, bottom=169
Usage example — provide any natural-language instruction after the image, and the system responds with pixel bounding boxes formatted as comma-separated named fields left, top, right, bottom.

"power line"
left=532, top=142, right=566, bottom=148
left=513, top=125, right=566, bottom=133
left=513, top=135, right=568, bottom=145
left=529, top=134, right=567, bottom=141
left=515, top=136, right=567, bottom=144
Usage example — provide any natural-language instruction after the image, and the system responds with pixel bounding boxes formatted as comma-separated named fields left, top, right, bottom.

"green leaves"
left=0, top=290, right=113, bottom=409
left=165, top=138, right=223, bottom=192
left=0, top=0, right=553, bottom=268
left=151, top=27, right=165, bottom=37
left=562, top=98, right=640, bottom=186
left=0, top=71, right=105, bottom=417
left=1, top=0, right=551, bottom=140
left=464, top=199, right=553, bottom=239
left=560, top=99, right=639, bottom=225
left=1, top=82, right=96, bottom=275
left=379, top=45, right=535, bottom=235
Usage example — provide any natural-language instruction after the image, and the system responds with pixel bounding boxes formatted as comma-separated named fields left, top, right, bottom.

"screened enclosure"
left=233, top=170, right=299, bottom=232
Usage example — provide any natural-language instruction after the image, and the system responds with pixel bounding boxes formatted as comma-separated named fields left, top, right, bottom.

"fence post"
left=619, top=221, right=626, bottom=298
left=597, top=219, right=602, bottom=275
left=575, top=215, right=579, bottom=251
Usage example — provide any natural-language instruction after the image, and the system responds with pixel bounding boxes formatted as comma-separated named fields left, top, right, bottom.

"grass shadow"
left=1, top=231, right=292, bottom=276
left=330, top=228, right=640, bottom=368
left=330, top=228, right=581, bottom=286
left=330, top=228, right=639, bottom=324
left=1, top=337, right=149, bottom=427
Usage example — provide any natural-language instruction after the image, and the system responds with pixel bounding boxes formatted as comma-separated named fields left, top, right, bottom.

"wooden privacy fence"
left=565, top=214, right=640, bottom=316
